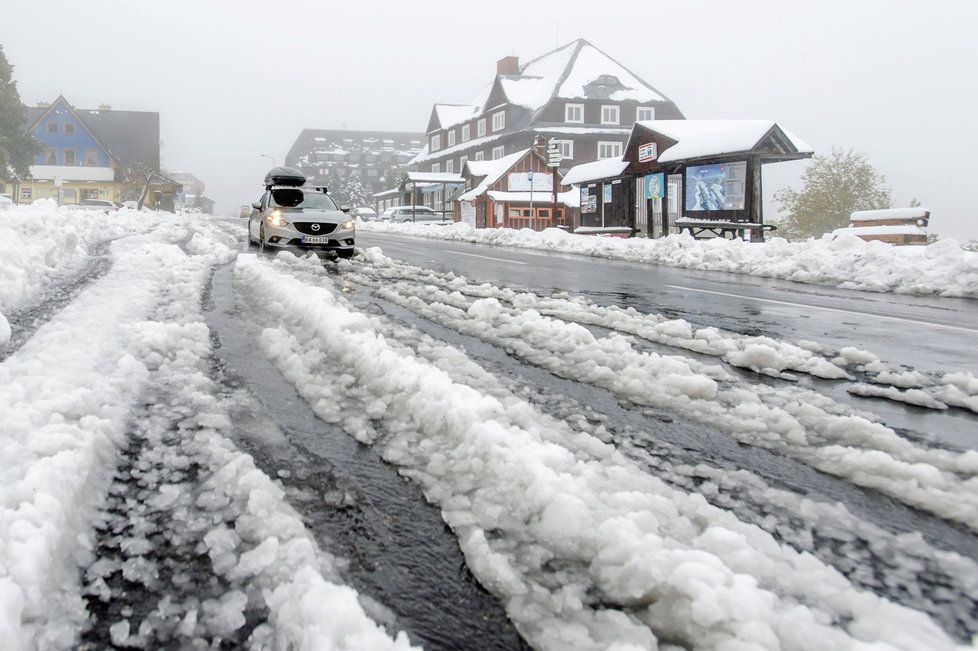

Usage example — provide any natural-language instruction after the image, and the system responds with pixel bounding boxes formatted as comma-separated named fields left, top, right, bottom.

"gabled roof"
left=626, top=120, right=813, bottom=163
left=495, top=39, right=677, bottom=117
left=26, top=95, right=161, bottom=171
left=459, top=148, right=536, bottom=201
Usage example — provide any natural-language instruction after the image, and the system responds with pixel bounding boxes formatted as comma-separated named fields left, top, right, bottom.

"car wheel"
left=248, top=223, right=258, bottom=247
left=258, top=224, right=266, bottom=253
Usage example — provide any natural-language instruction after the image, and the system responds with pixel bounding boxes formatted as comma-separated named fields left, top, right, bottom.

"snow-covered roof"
left=405, top=172, right=465, bottom=184
left=561, top=157, right=629, bottom=186
left=373, top=188, right=401, bottom=198
left=486, top=189, right=581, bottom=208
left=850, top=207, right=930, bottom=222
left=533, top=126, right=632, bottom=136
left=410, top=132, right=506, bottom=165
left=557, top=42, right=667, bottom=103
left=833, top=225, right=927, bottom=237
left=628, top=120, right=813, bottom=163
left=434, top=104, right=481, bottom=130
left=459, top=149, right=534, bottom=201
left=497, top=40, right=672, bottom=113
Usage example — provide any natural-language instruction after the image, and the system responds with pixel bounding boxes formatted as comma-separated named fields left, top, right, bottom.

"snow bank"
left=235, top=252, right=962, bottom=651
left=359, top=221, right=978, bottom=298
left=0, top=201, right=162, bottom=318
left=0, top=218, right=412, bottom=648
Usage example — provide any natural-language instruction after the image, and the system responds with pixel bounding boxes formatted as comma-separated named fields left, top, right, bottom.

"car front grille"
left=293, top=222, right=337, bottom=235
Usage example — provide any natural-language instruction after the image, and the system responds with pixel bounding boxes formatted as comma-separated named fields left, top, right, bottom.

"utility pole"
left=528, top=167, right=534, bottom=228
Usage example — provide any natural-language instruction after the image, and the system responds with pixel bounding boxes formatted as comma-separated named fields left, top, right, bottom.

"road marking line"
left=665, top=284, right=978, bottom=334
left=448, top=250, right=528, bottom=265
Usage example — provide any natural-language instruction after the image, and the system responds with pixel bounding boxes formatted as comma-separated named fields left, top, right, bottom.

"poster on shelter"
left=684, top=161, right=746, bottom=211
left=644, top=173, right=664, bottom=200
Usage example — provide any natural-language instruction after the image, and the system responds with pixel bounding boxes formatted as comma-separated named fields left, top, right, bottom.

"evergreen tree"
left=774, top=148, right=891, bottom=240
left=336, top=174, right=369, bottom=207
left=0, top=45, right=40, bottom=182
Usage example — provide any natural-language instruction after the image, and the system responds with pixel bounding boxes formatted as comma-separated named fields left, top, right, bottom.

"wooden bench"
left=674, top=219, right=776, bottom=240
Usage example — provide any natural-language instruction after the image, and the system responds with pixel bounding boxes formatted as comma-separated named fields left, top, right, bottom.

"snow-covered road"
left=1, top=205, right=976, bottom=650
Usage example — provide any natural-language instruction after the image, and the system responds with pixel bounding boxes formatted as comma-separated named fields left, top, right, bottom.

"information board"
left=684, top=161, right=746, bottom=211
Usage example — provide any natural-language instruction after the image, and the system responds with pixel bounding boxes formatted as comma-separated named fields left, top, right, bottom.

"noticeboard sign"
left=638, top=142, right=658, bottom=163
left=602, top=184, right=613, bottom=204
left=684, top=161, right=747, bottom=211
left=508, top=171, right=552, bottom=192
left=644, top=173, right=664, bottom=200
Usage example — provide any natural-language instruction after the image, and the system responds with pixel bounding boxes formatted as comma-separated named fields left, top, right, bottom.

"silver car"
left=248, top=185, right=355, bottom=258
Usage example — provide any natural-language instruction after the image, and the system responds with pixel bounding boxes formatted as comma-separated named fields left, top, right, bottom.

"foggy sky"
left=4, top=0, right=976, bottom=240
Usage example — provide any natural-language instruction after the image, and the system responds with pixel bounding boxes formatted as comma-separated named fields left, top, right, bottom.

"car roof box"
left=264, top=166, right=306, bottom=188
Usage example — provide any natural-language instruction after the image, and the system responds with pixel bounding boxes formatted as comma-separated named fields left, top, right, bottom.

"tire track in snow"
left=207, top=260, right=527, bottom=650
left=340, top=285, right=978, bottom=643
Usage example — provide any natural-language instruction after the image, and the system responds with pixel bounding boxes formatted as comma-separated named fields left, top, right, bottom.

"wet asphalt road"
left=357, top=231, right=978, bottom=377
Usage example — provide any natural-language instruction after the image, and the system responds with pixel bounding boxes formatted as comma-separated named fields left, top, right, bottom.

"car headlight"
left=341, top=219, right=355, bottom=230
left=267, top=210, right=289, bottom=227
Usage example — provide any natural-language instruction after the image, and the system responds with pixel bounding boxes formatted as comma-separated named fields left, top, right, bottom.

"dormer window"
left=492, top=111, right=505, bottom=132
left=430, top=134, right=441, bottom=152
left=461, top=124, right=470, bottom=142
left=565, top=104, right=584, bottom=123
left=447, top=130, right=456, bottom=147
left=601, top=105, right=620, bottom=125
left=637, top=106, right=655, bottom=122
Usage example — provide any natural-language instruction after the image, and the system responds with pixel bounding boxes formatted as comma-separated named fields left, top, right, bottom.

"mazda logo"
left=311, top=224, right=320, bottom=232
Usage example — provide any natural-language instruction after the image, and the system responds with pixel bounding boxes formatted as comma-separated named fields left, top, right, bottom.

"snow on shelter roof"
left=628, top=120, right=814, bottom=163
left=850, top=207, right=930, bottom=222
left=562, top=157, right=630, bottom=186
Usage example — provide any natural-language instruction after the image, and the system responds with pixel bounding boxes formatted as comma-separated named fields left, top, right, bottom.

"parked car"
left=352, top=206, right=378, bottom=221
left=380, top=206, right=398, bottom=222
left=392, top=206, right=452, bottom=224
left=248, top=167, right=356, bottom=258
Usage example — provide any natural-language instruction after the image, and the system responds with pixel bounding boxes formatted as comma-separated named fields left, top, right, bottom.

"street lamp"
left=260, top=154, right=277, bottom=168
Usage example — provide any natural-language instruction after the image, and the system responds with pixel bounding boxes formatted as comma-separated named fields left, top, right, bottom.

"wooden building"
left=833, top=207, right=930, bottom=245
left=454, top=146, right=579, bottom=230
left=563, top=120, right=813, bottom=240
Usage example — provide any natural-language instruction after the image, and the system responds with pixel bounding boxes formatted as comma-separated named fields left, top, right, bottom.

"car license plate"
left=302, top=236, right=330, bottom=244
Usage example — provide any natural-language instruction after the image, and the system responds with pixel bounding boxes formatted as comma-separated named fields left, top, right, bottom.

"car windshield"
left=269, top=188, right=338, bottom=211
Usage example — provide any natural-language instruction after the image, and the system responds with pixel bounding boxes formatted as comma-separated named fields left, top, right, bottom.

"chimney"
left=496, top=56, right=519, bottom=76
left=99, top=103, right=111, bottom=111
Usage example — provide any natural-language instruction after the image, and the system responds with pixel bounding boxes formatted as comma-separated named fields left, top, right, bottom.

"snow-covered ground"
left=358, top=220, right=978, bottom=298
left=2, top=204, right=976, bottom=650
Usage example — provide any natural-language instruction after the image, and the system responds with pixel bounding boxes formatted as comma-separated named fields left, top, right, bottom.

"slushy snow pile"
left=0, top=207, right=414, bottom=649
left=358, top=220, right=978, bottom=298
left=235, top=251, right=964, bottom=651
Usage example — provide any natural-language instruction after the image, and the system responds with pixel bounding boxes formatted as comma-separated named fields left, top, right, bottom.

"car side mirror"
left=340, top=206, right=351, bottom=213
left=251, top=202, right=262, bottom=210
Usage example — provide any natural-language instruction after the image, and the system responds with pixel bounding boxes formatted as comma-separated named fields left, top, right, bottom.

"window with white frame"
left=491, top=111, right=505, bottom=132
left=491, top=146, right=505, bottom=160
left=431, top=162, right=441, bottom=173
left=461, top=124, right=470, bottom=142
left=553, top=140, right=574, bottom=160
left=597, top=141, right=623, bottom=159
left=637, top=106, right=655, bottom=122
left=565, top=103, right=584, bottom=123
left=600, top=105, right=620, bottom=125
left=477, top=118, right=486, bottom=137
left=447, top=130, right=456, bottom=147
left=459, top=155, right=467, bottom=168
left=474, top=151, right=485, bottom=161
left=430, top=134, right=441, bottom=151
left=445, top=159, right=453, bottom=174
